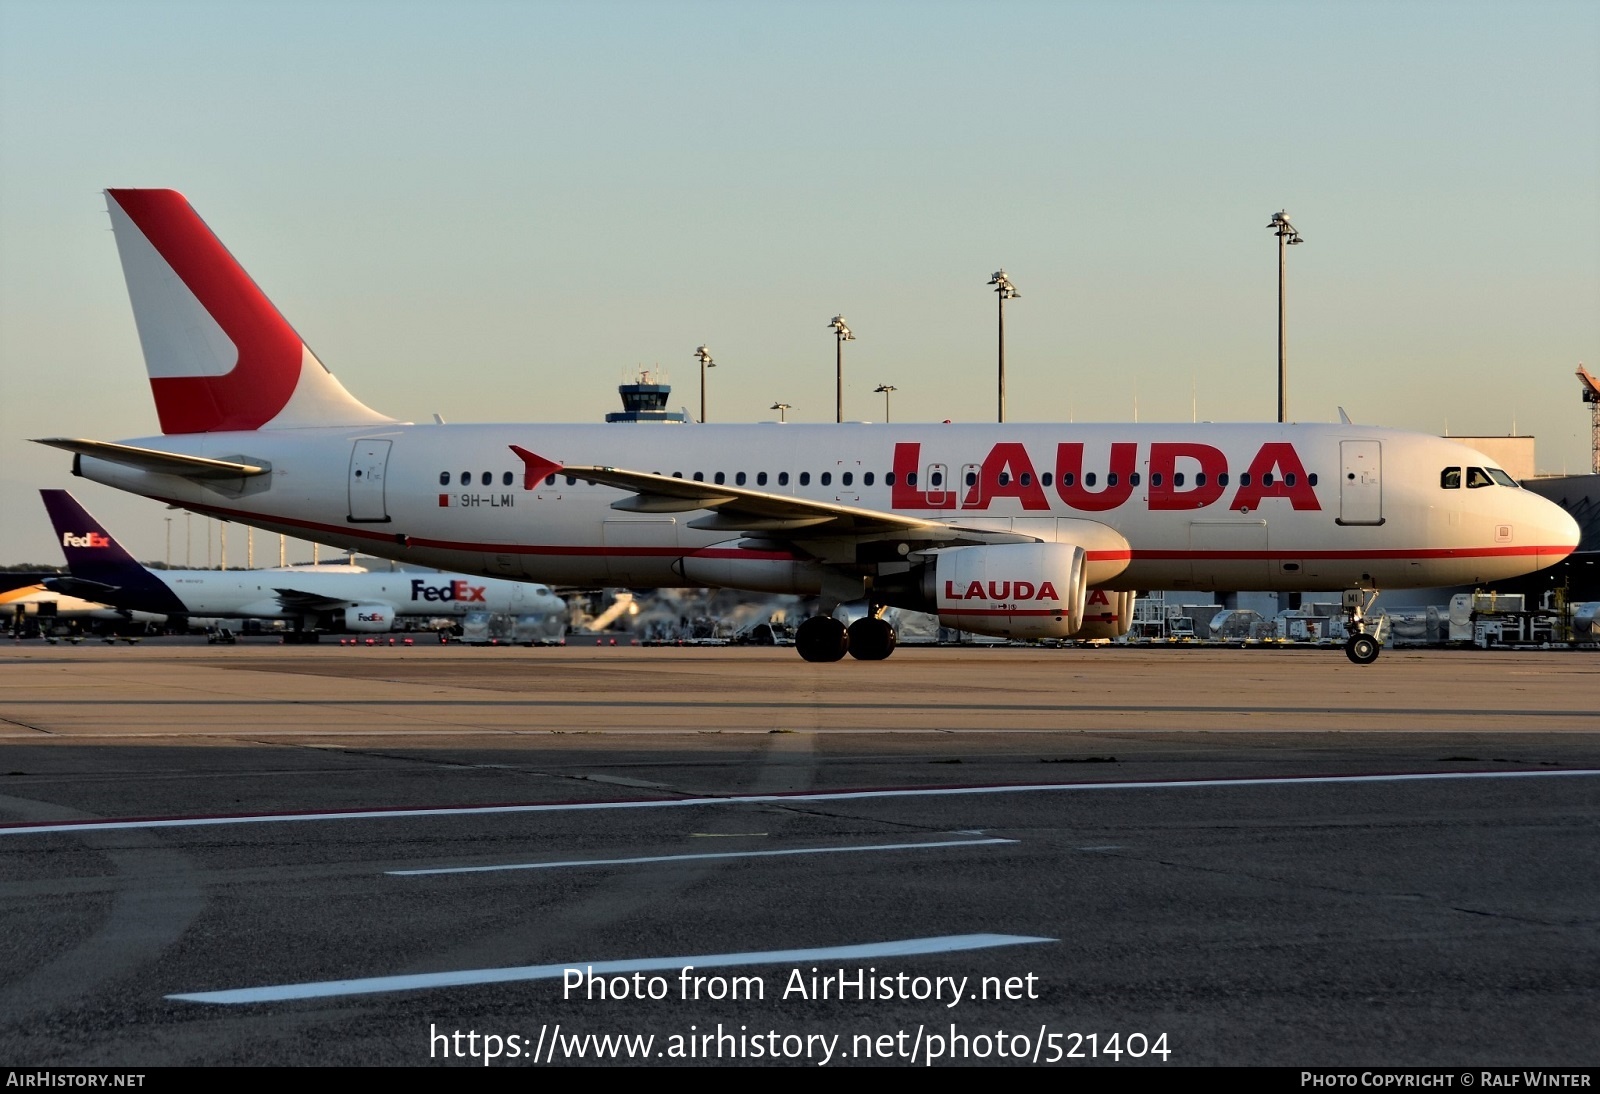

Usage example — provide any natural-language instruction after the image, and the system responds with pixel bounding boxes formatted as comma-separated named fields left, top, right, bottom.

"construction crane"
left=1579, top=364, right=1600, bottom=474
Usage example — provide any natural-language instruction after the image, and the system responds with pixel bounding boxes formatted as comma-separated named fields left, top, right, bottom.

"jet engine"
left=1068, top=589, right=1136, bottom=640
left=932, top=542, right=1088, bottom=639
left=342, top=604, right=395, bottom=632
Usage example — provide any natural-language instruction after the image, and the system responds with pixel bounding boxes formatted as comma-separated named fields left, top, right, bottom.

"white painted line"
left=168, top=932, right=1057, bottom=1004
left=5, top=768, right=1597, bottom=836
left=389, top=837, right=1017, bottom=876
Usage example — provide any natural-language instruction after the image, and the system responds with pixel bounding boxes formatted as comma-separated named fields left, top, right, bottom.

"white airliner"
left=40, top=489, right=567, bottom=640
left=35, top=190, right=1580, bottom=664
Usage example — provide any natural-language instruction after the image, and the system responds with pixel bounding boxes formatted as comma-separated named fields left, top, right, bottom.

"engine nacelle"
left=934, top=542, right=1088, bottom=639
left=1068, top=589, right=1135, bottom=640
left=677, top=541, right=826, bottom=595
left=342, top=604, right=395, bottom=632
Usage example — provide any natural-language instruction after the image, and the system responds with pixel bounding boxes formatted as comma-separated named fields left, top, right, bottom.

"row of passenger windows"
left=1440, top=466, right=1516, bottom=489
left=440, top=468, right=1317, bottom=489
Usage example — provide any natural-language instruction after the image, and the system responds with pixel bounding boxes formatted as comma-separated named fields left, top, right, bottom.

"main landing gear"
left=1342, top=588, right=1384, bottom=665
left=794, top=610, right=898, bottom=663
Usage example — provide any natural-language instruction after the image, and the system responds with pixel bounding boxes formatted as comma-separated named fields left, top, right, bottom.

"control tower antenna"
left=1578, top=363, right=1600, bottom=474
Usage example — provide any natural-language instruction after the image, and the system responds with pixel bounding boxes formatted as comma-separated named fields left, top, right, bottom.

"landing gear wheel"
left=1345, top=633, right=1381, bottom=665
left=796, top=616, right=849, bottom=663
left=847, top=617, right=897, bottom=661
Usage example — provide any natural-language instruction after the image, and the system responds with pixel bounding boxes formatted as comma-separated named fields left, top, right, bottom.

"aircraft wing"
left=271, top=587, right=353, bottom=612
left=548, top=458, right=1031, bottom=547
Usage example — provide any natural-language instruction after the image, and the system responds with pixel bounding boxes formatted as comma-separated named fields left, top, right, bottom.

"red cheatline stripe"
left=143, top=496, right=1568, bottom=564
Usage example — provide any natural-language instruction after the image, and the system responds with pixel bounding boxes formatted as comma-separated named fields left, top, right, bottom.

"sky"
left=1, top=0, right=1596, bottom=565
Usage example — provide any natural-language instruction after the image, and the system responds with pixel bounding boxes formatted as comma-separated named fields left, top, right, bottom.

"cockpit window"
left=1466, top=466, right=1494, bottom=488
left=1487, top=468, right=1518, bottom=487
left=1441, top=467, right=1461, bottom=489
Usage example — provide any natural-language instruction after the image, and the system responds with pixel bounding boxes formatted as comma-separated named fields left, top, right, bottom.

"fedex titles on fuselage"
left=411, top=578, right=486, bottom=603
left=887, top=440, right=1318, bottom=513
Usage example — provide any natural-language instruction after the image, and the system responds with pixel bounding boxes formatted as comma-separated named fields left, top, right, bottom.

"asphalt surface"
left=0, top=641, right=1596, bottom=1067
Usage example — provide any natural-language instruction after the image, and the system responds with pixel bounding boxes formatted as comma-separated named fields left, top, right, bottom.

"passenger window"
left=1308, top=473, right=1317, bottom=486
left=799, top=472, right=811, bottom=486
left=1020, top=472, right=1031, bottom=486
left=460, top=471, right=471, bottom=485
left=1467, top=467, right=1493, bottom=488
left=1239, top=473, right=1251, bottom=487
left=693, top=472, right=705, bottom=482
left=1041, top=472, right=1053, bottom=487
left=1152, top=473, right=1163, bottom=487
left=565, top=476, right=576, bottom=486
left=482, top=471, right=492, bottom=486
left=438, top=471, right=449, bottom=486
left=997, top=472, right=1010, bottom=486
left=1085, top=472, right=1097, bottom=487
left=1284, top=473, right=1295, bottom=487
left=1194, top=473, right=1205, bottom=487
left=905, top=472, right=916, bottom=486
left=821, top=472, right=832, bottom=486
left=842, top=472, right=853, bottom=486
left=1061, top=472, right=1074, bottom=487
left=863, top=472, right=874, bottom=486
left=930, top=471, right=943, bottom=487
left=672, top=471, right=683, bottom=478
left=1173, top=472, right=1185, bottom=487
left=714, top=472, right=726, bottom=485
left=1129, top=472, right=1141, bottom=486
left=1218, top=472, right=1229, bottom=486
left=735, top=472, right=746, bottom=486
left=1107, top=472, right=1118, bottom=487
left=503, top=471, right=513, bottom=486
left=778, top=471, right=790, bottom=486
left=966, top=471, right=978, bottom=487
left=545, top=474, right=556, bottom=486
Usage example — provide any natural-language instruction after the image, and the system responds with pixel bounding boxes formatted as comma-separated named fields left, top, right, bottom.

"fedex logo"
left=411, top=579, right=487, bottom=603
left=358, top=612, right=387, bottom=622
left=61, top=532, right=111, bottom=548
left=890, top=441, right=1321, bottom=513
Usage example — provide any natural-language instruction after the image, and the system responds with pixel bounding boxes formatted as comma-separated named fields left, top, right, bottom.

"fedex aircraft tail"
left=104, top=189, right=394, bottom=434
left=41, top=489, right=147, bottom=579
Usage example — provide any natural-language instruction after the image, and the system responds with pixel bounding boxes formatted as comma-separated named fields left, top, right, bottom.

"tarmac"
left=1, top=642, right=1596, bottom=1066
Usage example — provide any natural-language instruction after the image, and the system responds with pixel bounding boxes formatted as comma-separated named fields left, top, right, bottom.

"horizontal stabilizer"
left=33, top=438, right=270, bottom=479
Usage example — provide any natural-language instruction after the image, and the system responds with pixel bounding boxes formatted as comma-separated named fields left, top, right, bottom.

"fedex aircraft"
left=35, top=190, right=1580, bottom=664
left=39, top=489, right=567, bottom=639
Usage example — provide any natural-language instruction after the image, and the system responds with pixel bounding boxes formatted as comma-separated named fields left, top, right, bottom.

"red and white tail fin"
left=105, top=189, right=395, bottom=434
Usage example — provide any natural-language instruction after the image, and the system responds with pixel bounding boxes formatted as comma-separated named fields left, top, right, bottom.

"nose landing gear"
left=1342, top=588, right=1385, bottom=664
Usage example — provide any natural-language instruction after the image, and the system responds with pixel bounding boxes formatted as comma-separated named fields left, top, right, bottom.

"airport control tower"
left=605, top=369, right=689, bottom=424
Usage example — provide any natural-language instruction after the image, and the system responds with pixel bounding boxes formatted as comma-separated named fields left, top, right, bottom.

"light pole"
left=770, top=402, right=791, bottom=423
left=827, top=315, right=854, bottom=423
left=164, top=517, right=171, bottom=568
left=1267, top=211, right=1303, bottom=424
left=988, top=270, right=1020, bottom=422
left=693, top=344, right=715, bottom=423
left=874, top=384, right=897, bottom=423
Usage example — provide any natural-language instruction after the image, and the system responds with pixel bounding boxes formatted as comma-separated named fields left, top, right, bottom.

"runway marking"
left=167, top=933, right=1056, bottom=1004
left=3, top=768, right=1597, bottom=836
left=388, top=837, right=1017, bottom=876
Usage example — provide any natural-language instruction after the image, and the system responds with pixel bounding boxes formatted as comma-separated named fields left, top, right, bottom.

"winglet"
left=509, top=446, right=564, bottom=490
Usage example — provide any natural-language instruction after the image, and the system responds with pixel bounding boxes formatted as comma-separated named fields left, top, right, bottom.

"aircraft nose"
left=1536, top=496, right=1582, bottom=569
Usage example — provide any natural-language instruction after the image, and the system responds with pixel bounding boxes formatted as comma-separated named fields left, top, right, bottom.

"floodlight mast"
left=988, top=270, right=1020, bottom=423
left=1268, top=211, right=1303, bottom=424
left=874, top=383, right=897, bottom=423
left=693, top=345, right=715, bottom=423
left=828, top=316, right=854, bottom=423
left=770, top=401, right=791, bottom=423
